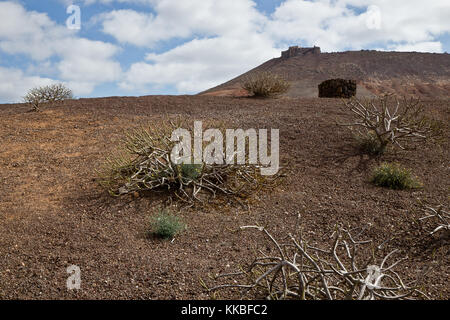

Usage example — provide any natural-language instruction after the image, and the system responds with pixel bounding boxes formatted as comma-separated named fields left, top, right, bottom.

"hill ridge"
left=201, top=50, right=450, bottom=99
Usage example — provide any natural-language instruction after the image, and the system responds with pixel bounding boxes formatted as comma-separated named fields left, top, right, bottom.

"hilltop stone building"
left=281, top=46, right=321, bottom=58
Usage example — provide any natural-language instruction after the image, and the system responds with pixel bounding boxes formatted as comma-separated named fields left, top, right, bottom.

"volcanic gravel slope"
left=0, top=95, right=448, bottom=299
left=201, top=50, right=450, bottom=99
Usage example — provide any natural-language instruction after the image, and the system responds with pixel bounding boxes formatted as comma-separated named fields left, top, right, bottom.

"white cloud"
left=0, top=1, right=122, bottom=102
left=96, top=0, right=449, bottom=94
left=99, top=0, right=265, bottom=47
left=0, top=66, right=56, bottom=102
left=121, top=36, right=279, bottom=93
left=266, top=0, right=450, bottom=51
left=101, top=0, right=275, bottom=92
left=1, top=0, right=449, bottom=101
left=0, top=1, right=64, bottom=60
left=96, top=0, right=450, bottom=52
left=55, top=38, right=122, bottom=83
left=390, top=41, right=443, bottom=53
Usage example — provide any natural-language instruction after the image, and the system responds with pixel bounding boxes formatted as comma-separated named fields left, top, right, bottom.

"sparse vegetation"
left=242, top=72, right=290, bottom=98
left=23, top=83, right=73, bottom=111
left=150, top=208, right=186, bottom=239
left=353, top=131, right=386, bottom=155
left=341, top=95, right=442, bottom=153
left=371, top=163, right=421, bottom=190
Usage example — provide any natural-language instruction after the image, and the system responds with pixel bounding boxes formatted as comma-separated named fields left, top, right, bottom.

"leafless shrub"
left=340, top=95, right=442, bottom=153
left=23, top=83, right=73, bottom=111
left=209, top=218, right=428, bottom=300
left=419, top=206, right=449, bottom=241
left=242, top=72, right=290, bottom=98
left=97, top=119, right=279, bottom=204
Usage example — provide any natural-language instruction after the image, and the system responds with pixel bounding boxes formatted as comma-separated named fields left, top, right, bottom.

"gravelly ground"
left=0, top=95, right=448, bottom=299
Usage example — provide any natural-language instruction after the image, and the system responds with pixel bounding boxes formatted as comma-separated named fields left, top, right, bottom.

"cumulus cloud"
left=96, top=0, right=450, bottom=51
left=1, top=0, right=449, bottom=101
left=97, top=0, right=275, bottom=92
left=98, top=0, right=266, bottom=46
left=55, top=38, right=122, bottom=83
left=121, top=35, right=279, bottom=93
left=0, top=66, right=56, bottom=102
left=0, top=1, right=122, bottom=102
left=266, top=0, right=450, bottom=51
left=390, top=41, right=444, bottom=53
left=94, top=0, right=449, bottom=93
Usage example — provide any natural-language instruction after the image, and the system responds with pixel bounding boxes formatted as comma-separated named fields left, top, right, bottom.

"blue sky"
left=0, top=0, right=449, bottom=103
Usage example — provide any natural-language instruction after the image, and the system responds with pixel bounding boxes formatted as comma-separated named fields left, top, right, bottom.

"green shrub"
left=150, top=209, right=186, bottom=239
left=23, top=83, right=73, bottom=111
left=242, top=72, right=290, bottom=98
left=371, top=163, right=421, bottom=190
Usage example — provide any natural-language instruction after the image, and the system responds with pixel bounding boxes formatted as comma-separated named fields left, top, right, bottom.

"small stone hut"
left=318, top=79, right=357, bottom=98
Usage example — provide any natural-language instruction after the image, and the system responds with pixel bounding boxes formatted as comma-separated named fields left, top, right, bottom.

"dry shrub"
left=419, top=206, right=449, bottom=241
left=23, top=83, right=73, bottom=111
left=209, top=218, right=429, bottom=300
left=97, top=118, right=279, bottom=204
left=242, top=72, right=290, bottom=98
left=340, top=95, right=442, bottom=153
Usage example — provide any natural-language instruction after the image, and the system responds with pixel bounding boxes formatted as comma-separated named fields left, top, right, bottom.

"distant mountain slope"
left=201, top=49, right=450, bottom=99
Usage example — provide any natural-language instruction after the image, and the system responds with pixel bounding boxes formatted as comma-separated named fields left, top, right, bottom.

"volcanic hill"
left=201, top=47, right=450, bottom=99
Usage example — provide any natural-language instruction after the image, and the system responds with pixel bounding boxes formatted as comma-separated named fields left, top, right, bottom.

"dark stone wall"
left=318, top=79, right=357, bottom=98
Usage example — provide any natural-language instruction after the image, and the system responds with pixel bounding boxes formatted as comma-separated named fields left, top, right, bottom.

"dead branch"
left=339, top=95, right=442, bottom=152
left=419, top=206, right=450, bottom=240
left=98, top=121, right=279, bottom=204
left=210, top=223, right=428, bottom=300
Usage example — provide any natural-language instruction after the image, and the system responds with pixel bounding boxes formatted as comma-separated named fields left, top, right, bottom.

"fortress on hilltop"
left=281, top=45, right=321, bottom=58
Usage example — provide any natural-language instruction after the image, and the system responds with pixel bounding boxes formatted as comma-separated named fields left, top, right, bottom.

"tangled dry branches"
left=419, top=206, right=449, bottom=241
left=98, top=119, right=278, bottom=204
left=23, top=83, right=73, bottom=111
left=210, top=220, right=428, bottom=300
left=340, top=95, right=442, bottom=153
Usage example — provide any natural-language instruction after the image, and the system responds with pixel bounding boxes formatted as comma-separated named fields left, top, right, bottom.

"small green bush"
left=242, top=72, right=290, bottom=98
left=150, top=209, right=186, bottom=239
left=178, top=163, right=203, bottom=181
left=371, top=163, right=421, bottom=190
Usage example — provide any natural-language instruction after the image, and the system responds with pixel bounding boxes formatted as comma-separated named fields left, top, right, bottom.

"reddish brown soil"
left=0, top=96, right=448, bottom=299
left=202, top=51, right=450, bottom=99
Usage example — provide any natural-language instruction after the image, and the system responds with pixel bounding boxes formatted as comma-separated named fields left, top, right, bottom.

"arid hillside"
left=202, top=50, right=450, bottom=99
left=0, top=96, right=448, bottom=299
